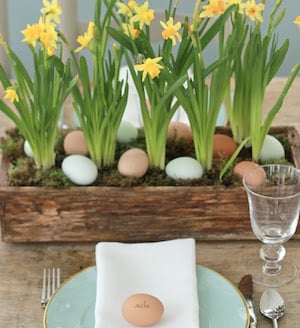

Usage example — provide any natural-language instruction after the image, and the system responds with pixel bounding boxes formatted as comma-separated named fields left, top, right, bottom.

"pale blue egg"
left=23, top=140, right=34, bottom=158
left=62, top=155, right=98, bottom=185
left=166, top=157, right=203, bottom=180
left=117, top=121, right=138, bottom=143
left=259, top=135, right=285, bottom=161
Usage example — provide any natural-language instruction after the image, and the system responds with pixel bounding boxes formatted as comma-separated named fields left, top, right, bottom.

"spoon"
left=260, top=289, right=285, bottom=328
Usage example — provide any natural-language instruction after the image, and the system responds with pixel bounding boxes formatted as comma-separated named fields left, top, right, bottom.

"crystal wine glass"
left=243, top=164, right=300, bottom=287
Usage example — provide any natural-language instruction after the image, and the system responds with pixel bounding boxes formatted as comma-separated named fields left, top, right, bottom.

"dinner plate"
left=44, top=265, right=249, bottom=328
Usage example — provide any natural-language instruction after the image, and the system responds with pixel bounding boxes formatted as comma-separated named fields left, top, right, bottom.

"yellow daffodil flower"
left=135, top=57, right=164, bottom=81
left=75, top=21, right=95, bottom=52
left=87, top=21, right=95, bottom=38
left=22, top=17, right=57, bottom=53
left=21, top=19, right=43, bottom=47
left=46, top=46, right=56, bottom=56
left=294, top=16, right=300, bottom=28
left=199, top=0, right=226, bottom=18
left=4, top=87, right=19, bottom=103
left=244, top=0, right=264, bottom=23
left=41, top=0, right=62, bottom=24
left=117, top=2, right=133, bottom=17
left=122, top=22, right=140, bottom=39
left=40, top=22, right=58, bottom=51
left=128, top=0, right=138, bottom=10
left=160, top=17, right=182, bottom=46
left=131, top=1, right=154, bottom=29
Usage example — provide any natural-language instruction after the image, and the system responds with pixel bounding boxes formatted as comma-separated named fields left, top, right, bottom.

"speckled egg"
left=117, top=121, right=138, bottom=143
left=213, top=134, right=237, bottom=158
left=259, top=134, right=285, bottom=161
left=63, top=130, right=88, bottom=155
left=233, top=161, right=261, bottom=180
left=122, top=293, right=164, bottom=327
left=165, top=156, right=203, bottom=180
left=167, top=121, right=193, bottom=142
left=62, top=155, right=98, bottom=185
left=23, top=140, right=34, bottom=158
left=118, top=148, right=149, bottom=178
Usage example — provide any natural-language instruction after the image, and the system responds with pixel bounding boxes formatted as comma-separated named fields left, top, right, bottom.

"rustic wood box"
left=1, top=126, right=300, bottom=243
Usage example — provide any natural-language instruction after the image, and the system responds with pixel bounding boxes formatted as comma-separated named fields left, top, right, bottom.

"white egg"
left=166, top=157, right=203, bottom=180
left=62, top=155, right=98, bottom=185
left=259, top=135, right=285, bottom=161
left=23, top=140, right=34, bottom=158
left=117, top=121, right=138, bottom=143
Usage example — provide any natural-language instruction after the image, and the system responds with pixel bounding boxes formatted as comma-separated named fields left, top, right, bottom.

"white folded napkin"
left=94, top=238, right=199, bottom=328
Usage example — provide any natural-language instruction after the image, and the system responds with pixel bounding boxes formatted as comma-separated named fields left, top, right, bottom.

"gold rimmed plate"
left=43, top=265, right=249, bottom=328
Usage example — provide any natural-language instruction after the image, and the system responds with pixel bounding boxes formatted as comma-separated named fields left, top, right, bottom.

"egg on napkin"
left=94, top=238, right=199, bottom=328
left=118, top=148, right=149, bottom=178
left=122, top=293, right=164, bottom=327
left=62, top=155, right=98, bottom=185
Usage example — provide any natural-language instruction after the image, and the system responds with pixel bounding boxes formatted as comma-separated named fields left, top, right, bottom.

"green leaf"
left=267, top=39, right=289, bottom=84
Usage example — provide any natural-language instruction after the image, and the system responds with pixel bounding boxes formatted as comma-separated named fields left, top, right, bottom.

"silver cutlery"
left=260, top=289, right=285, bottom=328
left=238, top=274, right=257, bottom=328
left=41, top=268, right=61, bottom=309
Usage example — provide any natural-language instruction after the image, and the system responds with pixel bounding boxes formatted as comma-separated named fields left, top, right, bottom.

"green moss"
left=0, top=127, right=295, bottom=188
left=0, top=128, right=24, bottom=161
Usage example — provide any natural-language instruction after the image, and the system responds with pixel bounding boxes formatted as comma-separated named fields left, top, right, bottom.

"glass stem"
left=260, top=244, right=286, bottom=276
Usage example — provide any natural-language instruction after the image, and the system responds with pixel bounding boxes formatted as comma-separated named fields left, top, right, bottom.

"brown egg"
left=233, top=161, right=261, bottom=180
left=122, top=293, right=164, bottom=327
left=243, top=165, right=267, bottom=189
left=167, top=121, right=193, bottom=142
left=63, top=130, right=88, bottom=155
left=118, top=148, right=149, bottom=178
left=213, top=134, right=237, bottom=158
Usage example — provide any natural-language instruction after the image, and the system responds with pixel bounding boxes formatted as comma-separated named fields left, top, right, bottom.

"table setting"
left=42, top=160, right=300, bottom=327
left=43, top=238, right=250, bottom=328
left=0, top=0, right=300, bottom=326
left=1, top=229, right=300, bottom=327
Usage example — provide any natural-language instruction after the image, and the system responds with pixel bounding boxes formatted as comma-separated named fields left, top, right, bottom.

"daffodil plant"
left=165, top=0, right=239, bottom=172
left=220, top=0, right=300, bottom=177
left=109, top=0, right=233, bottom=169
left=0, top=0, right=77, bottom=170
left=71, top=0, right=129, bottom=168
left=108, top=0, right=185, bottom=169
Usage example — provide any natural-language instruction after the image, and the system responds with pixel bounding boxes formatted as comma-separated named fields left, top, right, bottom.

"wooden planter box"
left=1, top=126, right=300, bottom=243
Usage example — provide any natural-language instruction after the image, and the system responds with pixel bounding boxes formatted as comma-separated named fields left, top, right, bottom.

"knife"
left=238, top=274, right=257, bottom=328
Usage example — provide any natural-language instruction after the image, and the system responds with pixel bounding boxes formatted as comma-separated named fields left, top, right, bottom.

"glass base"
left=247, top=257, right=298, bottom=287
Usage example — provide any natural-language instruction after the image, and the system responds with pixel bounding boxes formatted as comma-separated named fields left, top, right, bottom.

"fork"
left=41, top=268, right=61, bottom=309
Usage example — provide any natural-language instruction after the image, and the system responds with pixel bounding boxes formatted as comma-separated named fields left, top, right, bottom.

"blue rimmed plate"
left=44, top=265, right=249, bottom=328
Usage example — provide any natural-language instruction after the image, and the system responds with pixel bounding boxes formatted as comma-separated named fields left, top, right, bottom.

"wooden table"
left=0, top=77, right=300, bottom=327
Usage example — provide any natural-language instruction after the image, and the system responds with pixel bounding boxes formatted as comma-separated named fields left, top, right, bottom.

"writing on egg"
left=134, top=300, right=150, bottom=309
